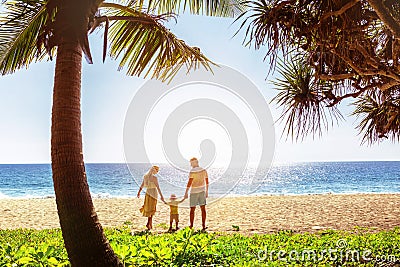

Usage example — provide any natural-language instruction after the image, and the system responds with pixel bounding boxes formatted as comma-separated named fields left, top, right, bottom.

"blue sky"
left=0, top=14, right=399, bottom=164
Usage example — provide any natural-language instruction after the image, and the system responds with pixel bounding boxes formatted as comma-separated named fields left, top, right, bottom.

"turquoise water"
left=0, top=162, right=399, bottom=199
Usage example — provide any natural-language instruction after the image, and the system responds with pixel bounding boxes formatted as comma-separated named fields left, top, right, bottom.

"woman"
left=137, top=165, right=165, bottom=230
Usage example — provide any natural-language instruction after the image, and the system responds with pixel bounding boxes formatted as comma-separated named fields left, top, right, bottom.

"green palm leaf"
left=132, top=0, right=245, bottom=17
left=104, top=5, right=213, bottom=81
left=0, top=0, right=49, bottom=75
left=1, top=0, right=235, bottom=79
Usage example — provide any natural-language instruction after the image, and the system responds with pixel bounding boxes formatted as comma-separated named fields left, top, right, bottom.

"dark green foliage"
left=237, top=0, right=400, bottom=143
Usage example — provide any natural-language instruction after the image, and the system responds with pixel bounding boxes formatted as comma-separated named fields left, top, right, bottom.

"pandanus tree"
left=238, top=0, right=400, bottom=143
left=0, top=0, right=242, bottom=265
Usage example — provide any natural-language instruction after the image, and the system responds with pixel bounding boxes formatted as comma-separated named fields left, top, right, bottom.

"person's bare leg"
left=200, top=205, right=207, bottom=230
left=149, top=216, right=153, bottom=229
left=169, top=219, right=173, bottom=231
left=190, top=207, right=196, bottom=228
left=175, top=220, right=179, bottom=230
left=146, top=217, right=151, bottom=230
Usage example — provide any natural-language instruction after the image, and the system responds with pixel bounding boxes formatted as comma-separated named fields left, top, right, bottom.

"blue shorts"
left=190, top=191, right=206, bottom=207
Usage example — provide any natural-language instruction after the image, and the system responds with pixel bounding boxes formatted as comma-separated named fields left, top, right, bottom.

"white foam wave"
left=0, top=192, right=11, bottom=199
left=0, top=192, right=55, bottom=199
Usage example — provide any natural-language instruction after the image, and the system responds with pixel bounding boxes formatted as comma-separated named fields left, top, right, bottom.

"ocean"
left=0, top=161, right=399, bottom=199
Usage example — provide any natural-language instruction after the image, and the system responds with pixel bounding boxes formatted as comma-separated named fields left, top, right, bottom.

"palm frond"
left=271, top=55, right=343, bottom=141
left=131, top=0, right=245, bottom=17
left=104, top=6, right=213, bottom=81
left=352, top=89, right=400, bottom=144
left=0, top=0, right=50, bottom=75
left=235, top=0, right=302, bottom=65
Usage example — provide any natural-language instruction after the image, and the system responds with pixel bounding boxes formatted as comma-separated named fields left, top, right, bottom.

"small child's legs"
left=169, top=214, right=179, bottom=231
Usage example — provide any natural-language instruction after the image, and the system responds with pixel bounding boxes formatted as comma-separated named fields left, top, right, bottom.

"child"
left=164, top=194, right=185, bottom=232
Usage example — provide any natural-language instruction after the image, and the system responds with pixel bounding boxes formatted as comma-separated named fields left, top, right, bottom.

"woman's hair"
left=152, top=165, right=159, bottom=172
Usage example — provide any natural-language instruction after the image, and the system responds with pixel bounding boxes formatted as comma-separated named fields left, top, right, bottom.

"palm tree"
left=237, top=0, right=400, bottom=143
left=271, top=55, right=343, bottom=141
left=0, top=0, right=242, bottom=265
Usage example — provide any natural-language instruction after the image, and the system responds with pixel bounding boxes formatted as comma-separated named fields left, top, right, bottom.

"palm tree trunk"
left=51, top=41, right=122, bottom=266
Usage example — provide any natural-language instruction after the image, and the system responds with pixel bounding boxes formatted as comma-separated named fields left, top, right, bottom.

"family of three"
left=136, top=157, right=209, bottom=232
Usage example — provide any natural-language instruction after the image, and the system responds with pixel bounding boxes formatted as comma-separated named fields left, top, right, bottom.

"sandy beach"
left=0, top=194, right=399, bottom=233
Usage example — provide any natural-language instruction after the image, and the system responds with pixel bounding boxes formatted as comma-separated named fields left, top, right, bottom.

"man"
left=184, top=157, right=209, bottom=230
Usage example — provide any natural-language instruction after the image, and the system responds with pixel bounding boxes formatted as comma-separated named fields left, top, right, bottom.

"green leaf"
left=104, top=5, right=213, bottom=81
left=47, top=257, right=59, bottom=265
left=17, top=256, right=33, bottom=264
left=132, top=0, right=245, bottom=17
left=0, top=0, right=50, bottom=75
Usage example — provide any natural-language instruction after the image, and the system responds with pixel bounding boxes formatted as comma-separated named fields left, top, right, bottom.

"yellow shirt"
left=167, top=200, right=179, bottom=215
left=189, top=167, right=208, bottom=193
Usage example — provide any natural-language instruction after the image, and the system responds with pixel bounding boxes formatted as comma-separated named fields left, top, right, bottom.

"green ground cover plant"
left=0, top=227, right=399, bottom=266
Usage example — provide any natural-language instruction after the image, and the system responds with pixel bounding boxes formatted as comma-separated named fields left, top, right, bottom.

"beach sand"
left=0, top=194, right=399, bottom=233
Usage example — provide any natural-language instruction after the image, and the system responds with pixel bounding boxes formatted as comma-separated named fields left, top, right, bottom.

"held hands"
left=183, top=192, right=188, bottom=199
